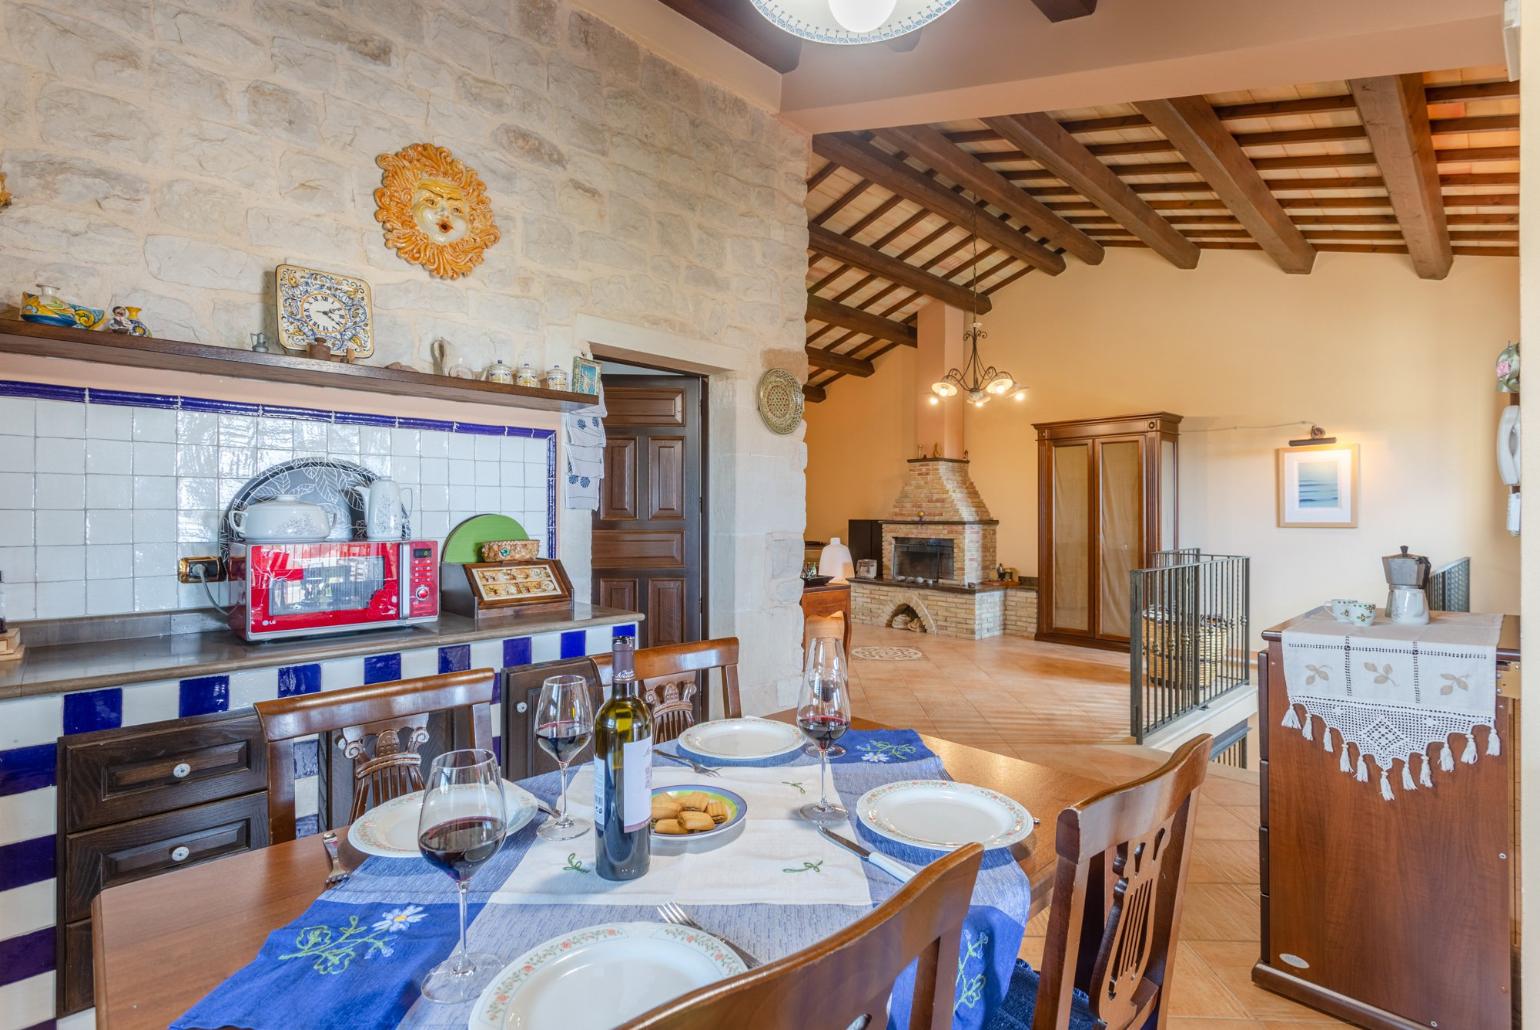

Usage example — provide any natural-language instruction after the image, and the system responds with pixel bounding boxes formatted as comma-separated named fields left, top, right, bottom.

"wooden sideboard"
left=801, top=581, right=853, bottom=655
left=1254, top=614, right=1519, bottom=1029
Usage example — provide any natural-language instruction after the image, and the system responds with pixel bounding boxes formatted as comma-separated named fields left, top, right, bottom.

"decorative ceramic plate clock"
left=274, top=264, right=375, bottom=358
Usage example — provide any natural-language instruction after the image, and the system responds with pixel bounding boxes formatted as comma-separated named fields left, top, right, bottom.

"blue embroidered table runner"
left=173, top=729, right=1031, bottom=1030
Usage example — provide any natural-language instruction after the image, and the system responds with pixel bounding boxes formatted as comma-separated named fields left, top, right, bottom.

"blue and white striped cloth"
left=173, top=729, right=1031, bottom=1030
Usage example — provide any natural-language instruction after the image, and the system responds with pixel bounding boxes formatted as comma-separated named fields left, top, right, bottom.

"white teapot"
left=228, top=494, right=335, bottom=542
left=350, top=478, right=412, bottom=540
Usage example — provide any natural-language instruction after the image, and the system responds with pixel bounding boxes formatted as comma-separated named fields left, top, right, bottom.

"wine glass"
left=796, top=636, right=852, bottom=827
left=534, top=674, right=594, bottom=841
left=416, top=748, right=507, bottom=1003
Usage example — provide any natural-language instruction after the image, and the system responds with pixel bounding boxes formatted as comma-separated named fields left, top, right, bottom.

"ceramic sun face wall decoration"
left=374, top=143, right=500, bottom=279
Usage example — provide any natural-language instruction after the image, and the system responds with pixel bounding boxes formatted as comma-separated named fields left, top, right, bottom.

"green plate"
left=442, top=514, right=528, bottom=564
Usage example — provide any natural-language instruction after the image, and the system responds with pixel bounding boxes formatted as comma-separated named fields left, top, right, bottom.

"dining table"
left=91, top=714, right=1128, bottom=1030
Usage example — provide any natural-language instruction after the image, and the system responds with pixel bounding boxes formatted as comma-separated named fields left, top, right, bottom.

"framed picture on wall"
left=1276, top=444, right=1359, bottom=528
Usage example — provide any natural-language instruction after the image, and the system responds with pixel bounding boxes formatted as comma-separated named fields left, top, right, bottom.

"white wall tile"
left=421, top=457, right=448, bottom=485
left=501, top=462, right=525, bottom=488
left=120, top=678, right=179, bottom=726
left=0, top=510, right=33, bottom=546
left=88, top=578, right=135, bottom=613
left=0, top=435, right=34, bottom=473
left=57, top=1006, right=96, bottom=1030
left=393, top=456, right=420, bottom=483
left=256, top=447, right=291, bottom=471
left=177, top=509, right=221, bottom=542
left=450, top=483, right=475, bottom=509
left=177, top=411, right=219, bottom=446
left=4, top=581, right=36, bottom=619
left=469, top=639, right=501, bottom=670
left=0, top=472, right=35, bottom=507
left=0, top=397, right=35, bottom=437
left=362, top=454, right=392, bottom=477
left=86, top=439, right=134, bottom=475
left=133, top=542, right=176, bottom=578
left=132, top=508, right=175, bottom=543
left=421, top=511, right=449, bottom=538
left=420, top=431, right=449, bottom=458
left=32, top=473, right=78, bottom=509
left=176, top=444, right=217, bottom=476
left=35, top=580, right=85, bottom=618
left=36, top=436, right=84, bottom=473
left=500, top=437, right=524, bottom=461
left=177, top=477, right=216, bottom=510
left=133, top=476, right=176, bottom=508
left=134, top=576, right=177, bottom=611
left=0, top=694, right=62, bottom=748
left=327, top=424, right=360, bottom=454
left=228, top=667, right=275, bottom=710
left=475, top=486, right=499, bottom=510
left=400, top=647, right=439, bottom=678
left=86, top=404, right=133, bottom=440
left=474, top=435, right=501, bottom=461
left=293, top=421, right=328, bottom=450
left=522, top=485, right=545, bottom=512
left=500, top=488, right=523, bottom=513
left=132, top=408, right=177, bottom=442
left=219, top=415, right=256, bottom=449
left=0, top=546, right=40, bottom=583
left=360, top=427, right=392, bottom=455
left=474, top=461, right=499, bottom=486
left=258, top=417, right=295, bottom=449
left=0, top=789, right=55, bottom=847
left=89, top=545, right=134, bottom=580
left=0, top=878, right=54, bottom=936
left=320, top=656, right=364, bottom=691
left=36, top=545, right=85, bottom=581
left=419, top=484, right=449, bottom=510
left=218, top=447, right=256, bottom=478
left=36, top=510, right=84, bottom=546
left=86, top=509, right=133, bottom=544
left=37, top=399, right=84, bottom=437
left=391, top=427, right=419, bottom=456
left=448, top=433, right=475, bottom=460
left=134, top=441, right=176, bottom=477
left=86, top=474, right=133, bottom=509
left=531, top=632, right=561, bottom=662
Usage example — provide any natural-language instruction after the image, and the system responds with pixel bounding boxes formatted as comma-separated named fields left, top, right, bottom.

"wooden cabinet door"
left=592, top=376, right=703, bottom=646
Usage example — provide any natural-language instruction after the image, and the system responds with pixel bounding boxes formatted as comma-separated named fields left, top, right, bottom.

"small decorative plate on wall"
left=757, top=368, right=804, bottom=435
left=275, top=264, right=375, bottom=358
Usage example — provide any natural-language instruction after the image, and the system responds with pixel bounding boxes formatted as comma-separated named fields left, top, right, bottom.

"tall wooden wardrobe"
left=1033, top=413, right=1181, bottom=651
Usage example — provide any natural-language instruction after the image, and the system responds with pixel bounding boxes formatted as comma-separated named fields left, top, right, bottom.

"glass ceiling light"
left=930, top=192, right=1025, bottom=406
left=748, top=0, right=964, bottom=44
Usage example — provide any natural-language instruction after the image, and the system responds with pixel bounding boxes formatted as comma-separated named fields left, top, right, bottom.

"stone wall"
left=852, top=580, right=1007, bottom=640
left=0, top=0, right=811, bottom=712
left=1004, top=586, right=1038, bottom=637
left=881, top=521, right=996, bottom=584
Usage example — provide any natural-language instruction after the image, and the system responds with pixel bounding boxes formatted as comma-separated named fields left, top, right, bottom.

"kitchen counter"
left=0, top=604, right=641, bottom=699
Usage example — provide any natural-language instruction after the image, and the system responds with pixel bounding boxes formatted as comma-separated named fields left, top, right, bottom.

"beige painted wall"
left=807, top=248, right=1520, bottom=635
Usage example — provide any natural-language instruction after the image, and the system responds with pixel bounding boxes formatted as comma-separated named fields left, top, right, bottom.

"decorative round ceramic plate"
left=855, top=779, right=1033, bottom=852
left=650, top=784, right=747, bottom=842
left=677, top=718, right=805, bottom=761
left=756, top=368, right=804, bottom=435
left=348, top=780, right=538, bottom=858
left=469, top=922, right=747, bottom=1030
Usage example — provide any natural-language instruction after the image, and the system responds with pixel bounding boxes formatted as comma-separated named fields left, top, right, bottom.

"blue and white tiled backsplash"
left=0, top=380, right=557, bottom=621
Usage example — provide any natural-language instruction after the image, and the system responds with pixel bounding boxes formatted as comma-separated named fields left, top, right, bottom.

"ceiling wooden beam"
left=1134, top=96, right=1315, bottom=273
left=1027, top=0, right=1097, bottom=21
left=1349, top=74, right=1452, bottom=280
left=654, top=0, right=801, bottom=72
left=806, top=346, right=875, bottom=376
left=807, top=225, right=992, bottom=313
left=983, top=113, right=1200, bottom=269
left=811, top=133, right=1068, bottom=274
left=805, top=294, right=918, bottom=347
left=803, top=383, right=826, bottom=403
left=874, top=124, right=1103, bottom=265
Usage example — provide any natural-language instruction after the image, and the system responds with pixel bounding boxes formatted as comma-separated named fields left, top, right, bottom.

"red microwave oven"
left=228, top=540, right=439, bottom=641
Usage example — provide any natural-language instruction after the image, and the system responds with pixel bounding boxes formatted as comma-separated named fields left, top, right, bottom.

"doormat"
left=851, top=646, right=924, bottom=662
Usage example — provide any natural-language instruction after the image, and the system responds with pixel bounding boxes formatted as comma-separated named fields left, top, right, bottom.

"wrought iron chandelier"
left=931, top=196, right=1028, bottom=408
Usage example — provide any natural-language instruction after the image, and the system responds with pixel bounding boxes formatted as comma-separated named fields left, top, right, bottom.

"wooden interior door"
left=591, top=376, right=704, bottom=647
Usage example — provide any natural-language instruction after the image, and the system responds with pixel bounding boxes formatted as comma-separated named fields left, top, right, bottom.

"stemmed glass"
left=416, top=748, right=507, bottom=1003
left=534, top=674, right=594, bottom=841
left=796, top=636, right=852, bottom=827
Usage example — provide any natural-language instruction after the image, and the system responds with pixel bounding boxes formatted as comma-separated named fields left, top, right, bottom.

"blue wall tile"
left=364, top=653, right=402, bottom=684
left=0, top=743, right=55, bottom=794
left=277, top=663, right=321, bottom=697
left=90, top=387, right=177, bottom=408
left=295, top=814, right=320, bottom=839
left=492, top=735, right=502, bottom=765
left=559, top=630, right=586, bottom=659
left=612, top=624, right=637, bottom=641
left=179, top=675, right=230, bottom=716
left=0, top=836, right=54, bottom=892
left=0, top=379, right=85, bottom=402
left=439, top=644, right=471, bottom=674
left=63, top=688, right=123, bottom=735
left=293, top=739, right=320, bottom=779
left=0, top=926, right=54, bottom=986
left=502, top=637, right=532, bottom=668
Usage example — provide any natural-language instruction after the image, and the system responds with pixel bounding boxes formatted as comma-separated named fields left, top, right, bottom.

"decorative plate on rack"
left=274, top=263, right=375, bottom=357
left=224, top=458, right=377, bottom=549
left=756, top=368, right=804, bottom=435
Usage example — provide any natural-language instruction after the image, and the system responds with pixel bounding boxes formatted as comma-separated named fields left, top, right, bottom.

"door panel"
left=592, top=376, right=703, bottom=647
left=1095, top=438, right=1143, bottom=641
left=1049, top=442, right=1091, bottom=633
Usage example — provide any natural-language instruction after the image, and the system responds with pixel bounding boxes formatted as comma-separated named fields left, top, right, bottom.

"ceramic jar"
left=515, top=361, right=540, bottom=388
left=228, top=494, right=336, bottom=542
left=483, top=358, right=515, bottom=384
left=543, top=364, right=569, bottom=391
left=21, top=285, right=81, bottom=328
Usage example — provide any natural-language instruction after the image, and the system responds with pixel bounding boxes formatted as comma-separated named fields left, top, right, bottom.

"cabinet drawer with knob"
left=60, top=710, right=266, bottom=832
left=61, top=792, right=269, bottom=923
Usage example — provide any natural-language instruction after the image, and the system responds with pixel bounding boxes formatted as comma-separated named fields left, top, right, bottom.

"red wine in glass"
left=796, top=712, right=850, bottom=747
left=536, top=720, right=594, bottom=766
left=418, top=816, right=506, bottom=882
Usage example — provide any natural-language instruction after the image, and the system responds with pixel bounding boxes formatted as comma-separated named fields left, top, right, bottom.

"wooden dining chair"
left=625, top=842, right=985, bottom=1028
left=253, top=668, right=497, bottom=843
left=994, top=733, right=1214, bottom=1030
left=592, top=637, right=743, bottom=743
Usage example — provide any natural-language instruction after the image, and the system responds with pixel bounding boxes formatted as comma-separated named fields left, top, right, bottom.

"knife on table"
left=818, top=826, right=915, bottom=883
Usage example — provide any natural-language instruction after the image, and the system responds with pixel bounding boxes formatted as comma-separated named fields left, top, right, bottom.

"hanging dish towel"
left=563, top=381, right=606, bottom=510
left=1280, top=609, right=1502, bottom=801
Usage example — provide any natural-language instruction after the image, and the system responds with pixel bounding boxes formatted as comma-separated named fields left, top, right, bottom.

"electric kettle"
left=1382, top=545, right=1431, bottom=626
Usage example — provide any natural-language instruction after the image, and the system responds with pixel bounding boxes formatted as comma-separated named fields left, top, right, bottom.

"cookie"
left=679, top=810, right=715, bottom=832
left=653, top=818, right=687, bottom=835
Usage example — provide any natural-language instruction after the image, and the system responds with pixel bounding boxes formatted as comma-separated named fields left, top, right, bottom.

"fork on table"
left=656, top=902, right=761, bottom=968
left=654, top=750, right=722, bottom=778
left=321, top=831, right=349, bottom=889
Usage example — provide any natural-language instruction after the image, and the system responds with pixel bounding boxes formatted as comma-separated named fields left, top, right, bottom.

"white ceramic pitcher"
left=350, top=478, right=412, bottom=540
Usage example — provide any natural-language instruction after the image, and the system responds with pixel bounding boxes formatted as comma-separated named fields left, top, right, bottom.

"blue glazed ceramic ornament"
left=1497, top=341, right=1520, bottom=392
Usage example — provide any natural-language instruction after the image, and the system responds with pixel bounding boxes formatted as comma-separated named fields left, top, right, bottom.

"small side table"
left=801, top=581, right=853, bottom=655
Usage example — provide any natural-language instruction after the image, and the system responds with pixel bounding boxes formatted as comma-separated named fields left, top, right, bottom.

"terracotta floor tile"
left=1195, top=803, right=1259, bottom=842
left=1179, top=883, right=1260, bottom=942
left=1187, top=839, right=1262, bottom=885
left=1167, top=944, right=1253, bottom=1019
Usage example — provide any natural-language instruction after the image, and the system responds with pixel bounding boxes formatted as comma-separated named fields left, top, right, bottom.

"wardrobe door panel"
left=1049, top=442, right=1091, bottom=632
left=1096, top=439, right=1143, bottom=641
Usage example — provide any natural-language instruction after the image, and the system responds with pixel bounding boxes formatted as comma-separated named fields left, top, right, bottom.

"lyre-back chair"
left=253, top=668, right=496, bottom=842
left=592, top=637, right=742, bottom=743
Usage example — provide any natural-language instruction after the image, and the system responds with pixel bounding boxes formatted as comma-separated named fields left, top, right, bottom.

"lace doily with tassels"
left=1279, top=610, right=1502, bottom=801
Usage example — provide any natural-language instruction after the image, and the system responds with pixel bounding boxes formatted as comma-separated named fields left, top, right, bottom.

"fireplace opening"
left=893, top=537, right=953, bottom=582
left=888, top=603, right=928, bottom=632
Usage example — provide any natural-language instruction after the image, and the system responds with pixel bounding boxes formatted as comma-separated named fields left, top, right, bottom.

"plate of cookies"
left=650, top=785, right=747, bottom=841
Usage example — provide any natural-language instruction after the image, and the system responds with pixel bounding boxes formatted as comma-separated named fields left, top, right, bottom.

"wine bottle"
left=593, top=635, right=652, bottom=880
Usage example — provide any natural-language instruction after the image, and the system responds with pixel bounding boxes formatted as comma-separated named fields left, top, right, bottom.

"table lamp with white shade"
left=818, top=537, right=854, bottom=583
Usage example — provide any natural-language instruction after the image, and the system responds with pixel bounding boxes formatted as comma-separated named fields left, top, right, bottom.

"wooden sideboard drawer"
left=60, top=710, right=266, bottom=832
left=62, top=792, right=268, bottom=923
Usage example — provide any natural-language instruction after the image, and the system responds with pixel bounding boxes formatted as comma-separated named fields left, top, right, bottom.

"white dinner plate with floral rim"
left=469, top=922, right=748, bottom=1030
left=677, top=717, right=806, bottom=761
left=347, top=780, right=538, bottom=858
left=855, top=779, right=1034, bottom=851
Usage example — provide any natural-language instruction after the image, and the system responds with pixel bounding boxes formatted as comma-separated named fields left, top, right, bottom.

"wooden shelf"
left=0, top=320, right=596, bottom=413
